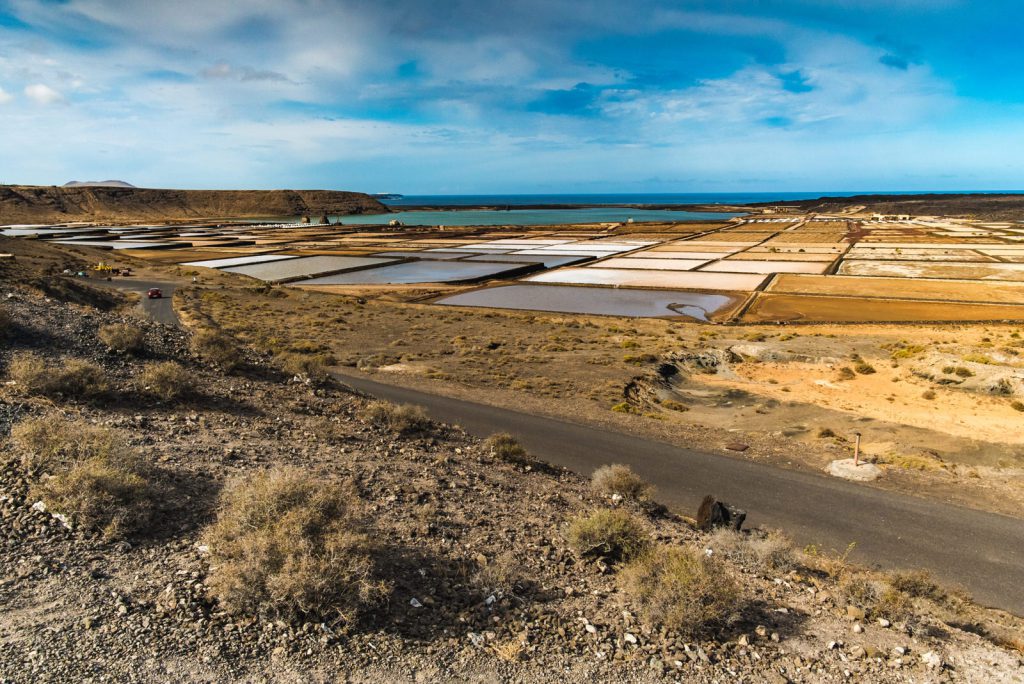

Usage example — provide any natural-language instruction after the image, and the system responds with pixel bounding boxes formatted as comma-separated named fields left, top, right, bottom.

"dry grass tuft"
left=192, top=329, right=243, bottom=371
left=98, top=323, right=144, bottom=354
left=707, top=528, right=796, bottom=574
left=140, top=361, right=195, bottom=402
left=277, top=352, right=332, bottom=383
left=31, top=451, right=155, bottom=540
left=566, top=508, right=649, bottom=562
left=359, top=400, right=432, bottom=435
left=484, top=433, right=530, bottom=465
left=11, top=416, right=125, bottom=472
left=203, top=468, right=387, bottom=623
left=7, top=352, right=107, bottom=399
left=590, top=463, right=653, bottom=502
left=621, top=544, right=742, bottom=637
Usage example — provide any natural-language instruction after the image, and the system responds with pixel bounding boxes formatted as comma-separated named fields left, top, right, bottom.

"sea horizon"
left=381, top=190, right=1024, bottom=207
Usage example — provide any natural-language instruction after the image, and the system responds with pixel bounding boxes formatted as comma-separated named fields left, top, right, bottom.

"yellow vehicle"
left=92, top=263, right=116, bottom=273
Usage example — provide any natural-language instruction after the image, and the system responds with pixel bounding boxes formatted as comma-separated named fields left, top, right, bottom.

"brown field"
left=742, top=293, right=1024, bottom=323
left=768, top=274, right=1024, bottom=303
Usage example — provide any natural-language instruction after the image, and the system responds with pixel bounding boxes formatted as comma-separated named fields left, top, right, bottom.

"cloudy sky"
left=1, top=0, right=1023, bottom=193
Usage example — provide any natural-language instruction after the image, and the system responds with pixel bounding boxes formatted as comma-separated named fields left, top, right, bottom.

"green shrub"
left=31, top=451, right=155, bottom=539
left=566, top=509, right=649, bottom=562
left=621, top=545, right=742, bottom=637
left=484, top=433, right=530, bottom=465
left=98, top=323, right=144, bottom=354
left=203, top=468, right=387, bottom=623
left=359, top=400, right=432, bottom=435
left=140, top=361, right=195, bottom=401
left=11, top=416, right=125, bottom=472
left=7, top=352, right=107, bottom=399
left=590, top=464, right=653, bottom=501
left=192, top=329, right=243, bottom=370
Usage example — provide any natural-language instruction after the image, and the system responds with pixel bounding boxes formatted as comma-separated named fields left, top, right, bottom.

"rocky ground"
left=0, top=253, right=1023, bottom=682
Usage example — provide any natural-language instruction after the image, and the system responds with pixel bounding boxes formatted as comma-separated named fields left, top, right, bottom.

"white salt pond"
left=183, top=254, right=298, bottom=268
left=592, top=257, right=709, bottom=271
left=526, top=267, right=766, bottom=290
left=701, top=260, right=829, bottom=274
left=436, top=284, right=740, bottom=320
left=222, top=256, right=397, bottom=282
left=295, top=260, right=533, bottom=285
left=460, top=254, right=590, bottom=268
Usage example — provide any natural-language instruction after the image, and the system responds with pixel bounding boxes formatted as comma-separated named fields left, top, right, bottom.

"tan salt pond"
left=768, top=274, right=1024, bottom=303
left=839, top=260, right=1024, bottom=281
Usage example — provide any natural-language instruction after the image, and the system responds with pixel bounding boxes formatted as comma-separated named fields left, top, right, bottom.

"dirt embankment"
left=747, top=193, right=1024, bottom=219
left=0, top=185, right=388, bottom=223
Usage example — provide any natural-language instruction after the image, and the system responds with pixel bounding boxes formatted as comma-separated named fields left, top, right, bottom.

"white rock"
left=409, top=598, right=423, bottom=608
left=877, top=618, right=891, bottom=628
left=828, top=458, right=882, bottom=481
left=624, top=632, right=638, bottom=644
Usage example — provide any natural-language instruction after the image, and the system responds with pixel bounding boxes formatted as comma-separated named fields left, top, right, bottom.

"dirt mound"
left=0, top=185, right=388, bottom=223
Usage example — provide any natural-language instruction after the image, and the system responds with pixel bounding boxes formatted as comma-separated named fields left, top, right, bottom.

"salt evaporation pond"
left=437, top=284, right=740, bottom=320
left=221, top=255, right=396, bottom=282
left=296, top=260, right=533, bottom=285
left=460, top=254, right=591, bottom=268
left=595, top=257, right=709, bottom=271
left=184, top=254, right=298, bottom=268
left=328, top=208, right=743, bottom=227
left=701, top=260, right=829, bottom=274
left=526, top=267, right=766, bottom=291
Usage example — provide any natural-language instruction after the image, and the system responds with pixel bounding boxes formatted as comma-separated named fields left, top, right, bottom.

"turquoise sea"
left=329, top=206, right=742, bottom=226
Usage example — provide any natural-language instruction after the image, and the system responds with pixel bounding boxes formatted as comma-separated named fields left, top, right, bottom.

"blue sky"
left=1, top=0, right=1023, bottom=193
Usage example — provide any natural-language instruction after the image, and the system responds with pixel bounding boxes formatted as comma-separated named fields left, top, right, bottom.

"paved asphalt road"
left=105, top=278, right=179, bottom=325
left=334, top=370, right=1024, bottom=616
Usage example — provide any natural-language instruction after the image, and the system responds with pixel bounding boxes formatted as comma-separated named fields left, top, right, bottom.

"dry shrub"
left=192, top=329, right=243, bottom=371
left=31, top=451, right=155, bottom=540
left=621, top=545, right=742, bottom=637
left=11, top=416, right=125, bottom=472
left=887, top=569, right=946, bottom=601
left=472, top=551, right=520, bottom=596
left=203, top=468, right=387, bottom=623
left=360, top=400, right=431, bottom=435
left=278, top=352, right=332, bottom=383
left=708, top=528, right=796, bottom=574
left=590, top=463, right=653, bottom=501
left=98, top=323, right=144, bottom=354
left=7, top=352, right=107, bottom=399
left=566, top=508, right=649, bottom=562
left=140, top=361, right=195, bottom=402
left=840, top=572, right=919, bottom=622
left=484, top=433, right=530, bottom=465
left=800, top=542, right=857, bottom=582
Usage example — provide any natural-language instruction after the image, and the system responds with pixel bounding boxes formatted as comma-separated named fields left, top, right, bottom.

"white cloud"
left=24, top=83, right=64, bottom=105
left=0, top=86, right=13, bottom=104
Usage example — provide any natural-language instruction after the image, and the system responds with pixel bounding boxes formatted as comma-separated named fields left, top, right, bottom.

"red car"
left=147, top=288, right=163, bottom=299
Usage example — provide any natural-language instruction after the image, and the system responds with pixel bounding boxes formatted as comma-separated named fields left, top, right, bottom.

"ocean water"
left=330, top=207, right=742, bottom=227
left=381, top=191, right=1022, bottom=207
